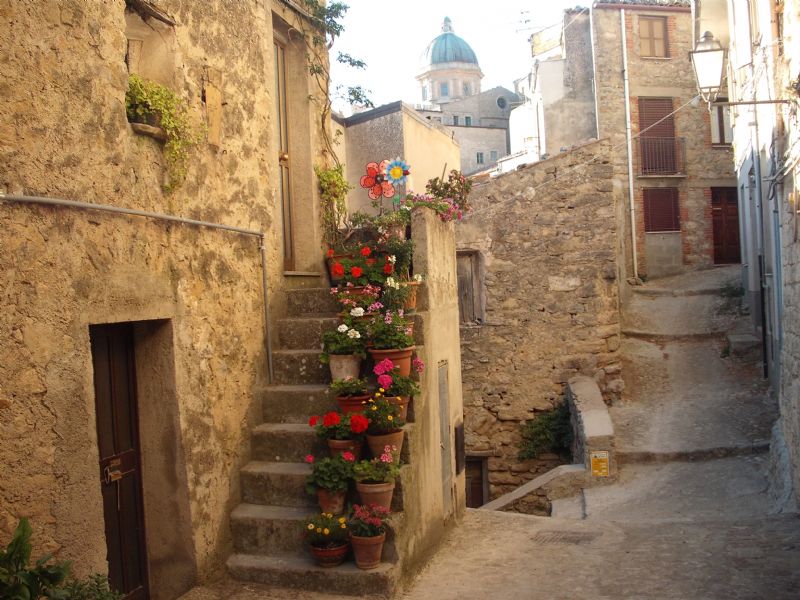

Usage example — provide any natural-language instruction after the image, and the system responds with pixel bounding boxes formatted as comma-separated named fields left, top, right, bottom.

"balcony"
left=637, top=137, right=686, bottom=177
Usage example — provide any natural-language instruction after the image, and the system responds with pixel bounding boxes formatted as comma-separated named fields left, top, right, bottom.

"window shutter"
left=457, top=254, right=476, bottom=323
left=643, top=188, right=680, bottom=232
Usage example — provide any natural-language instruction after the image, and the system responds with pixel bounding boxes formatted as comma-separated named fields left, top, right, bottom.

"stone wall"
left=0, top=0, right=328, bottom=593
left=456, top=139, right=623, bottom=498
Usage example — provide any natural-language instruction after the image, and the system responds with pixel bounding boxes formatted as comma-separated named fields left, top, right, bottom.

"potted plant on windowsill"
left=320, top=325, right=366, bottom=381
left=304, top=454, right=356, bottom=515
left=310, top=411, right=369, bottom=460
left=305, top=512, right=350, bottom=568
left=353, top=445, right=401, bottom=511
left=330, top=377, right=371, bottom=414
left=364, top=396, right=405, bottom=456
left=373, top=357, right=424, bottom=421
left=348, top=504, right=391, bottom=570
left=366, top=310, right=415, bottom=376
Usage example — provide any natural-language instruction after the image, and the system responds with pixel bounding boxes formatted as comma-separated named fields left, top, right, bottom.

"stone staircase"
left=226, top=288, right=403, bottom=596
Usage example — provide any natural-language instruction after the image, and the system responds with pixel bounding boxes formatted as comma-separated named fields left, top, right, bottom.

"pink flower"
left=373, top=358, right=394, bottom=375
left=377, top=374, right=393, bottom=389
left=398, top=309, right=404, bottom=318
left=384, top=312, right=393, bottom=324
left=380, top=453, right=392, bottom=463
left=305, top=454, right=314, bottom=463
left=413, top=358, right=425, bottom=373
left=342, top=451, right=355, bottom=462
left=384, top=445, right=393, bottom=452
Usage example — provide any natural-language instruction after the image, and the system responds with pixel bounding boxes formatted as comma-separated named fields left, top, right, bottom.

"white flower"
left=384, top=277, right=400, bottom=290
left=350, top=307, right=365, bottom=317
left=388, top=255, right=397, bottom=264
left=347, top=329, right=361, bottom=339
left=337, top=324, right=349, bottom=333
left=413, top=274, right=423, bottom=283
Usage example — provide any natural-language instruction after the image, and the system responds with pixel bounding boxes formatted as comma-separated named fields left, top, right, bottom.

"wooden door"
left=90, top=324, right=149, bottom=600
left=712, top=187, right=741, bottom=264
left=639, top=98, right=676, bottom=174
left=465, top=458, right=485, bottom=508
left=274, top=38, right=295, bottom=271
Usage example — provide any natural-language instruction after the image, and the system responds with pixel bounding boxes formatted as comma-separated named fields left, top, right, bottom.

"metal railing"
left=637, top=137, right=686, bottom=176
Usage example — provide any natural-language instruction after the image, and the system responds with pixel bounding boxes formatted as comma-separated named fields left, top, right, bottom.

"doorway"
left=712, top=187, right=741, bottom=264
left=90, top=323, right=149, bottom=600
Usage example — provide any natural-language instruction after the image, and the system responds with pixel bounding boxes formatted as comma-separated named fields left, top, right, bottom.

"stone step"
left=241, top=461, right=314, bottom=508
left=252, top=423, right=324, bottom=462
left=272, top=349, right=330, bottom=385
left=287, top=287, right=341, bottom=317
left=278, top=316, right=339, bottom=350
left=260, top=384, right=336, bottom=423
left=230, top=503, right=310, bottom=555
left=727, top=332, right=762, bottom=357
left=227, top=553, right=398, bottom=597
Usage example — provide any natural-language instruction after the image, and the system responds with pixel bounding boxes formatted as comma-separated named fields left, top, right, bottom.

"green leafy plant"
left=367, top=311, right=414, bottom=350
left=0, top=518, right=71, bottom=600
left=518, top=401, right=573, bottom=460
left=348, top=504, right=390, bottom=537
left=426, top=169, right=472, bottom=212
left=320, top=326, right=366, bottom=364
left=381, top=237, right=413, bottom=277
left=125, top=74, right=202, bottom=191
left=316, top=164, right=352, bottom=250
left=309, top=411, right=369, bottom=441
left=329, top=377, right=369, bottom=397
left=305, top=454, right=355, bottom=494
left=353, top=445, right=401, bottom=483
left=304, top=512, right=349, bottom=548
left=364, top=396, right=404, bottom=434
left=64, top=575, right=122, bottom=600
left=380, top=280, right=413, bottom=311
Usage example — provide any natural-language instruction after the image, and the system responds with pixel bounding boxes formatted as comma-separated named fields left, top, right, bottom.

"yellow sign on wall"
left=590, top=450, right=610, bottom=477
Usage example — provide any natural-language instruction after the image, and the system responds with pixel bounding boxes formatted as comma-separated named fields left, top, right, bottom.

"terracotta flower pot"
left=317, top=488, right=346, bottom=515
left=366, top=429, right=404, bottom=458
left=328, top=354, right=361, bottom=381
left=327, top=438, right=363, bottom=460
left=337, top=394, right=371, bottom=415
left=350, top=532, right=386, bottom=570
left=367, top=347, right=414, bottom=376
left=355, top=481, right=395, bottom=511
left=310, top=542, right=349, bottom=568
left=385, top=396, right=410, bottom=421
left=401, top=281, right=421, bottom=312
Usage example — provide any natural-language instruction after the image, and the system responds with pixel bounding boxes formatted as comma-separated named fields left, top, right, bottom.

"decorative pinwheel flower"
left=359, top=160, right=395, bottom=199
left=384, top=158, right=410, bottom=186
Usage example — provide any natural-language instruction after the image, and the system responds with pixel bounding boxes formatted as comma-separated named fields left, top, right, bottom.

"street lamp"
left=690, top=31, right=726, bottom=103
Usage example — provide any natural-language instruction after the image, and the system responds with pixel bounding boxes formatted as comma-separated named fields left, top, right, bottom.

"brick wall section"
left=456, top=139, right=623, bottom=498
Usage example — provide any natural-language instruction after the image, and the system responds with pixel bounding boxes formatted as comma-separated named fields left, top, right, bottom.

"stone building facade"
left=456, top=140, right=623, bottom=502
left=0, top=1, right=329, bottom=597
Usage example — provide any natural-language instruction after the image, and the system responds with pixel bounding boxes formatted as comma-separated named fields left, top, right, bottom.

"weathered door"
left=274, top=37, right=295, bottom=271
left=90, top=323, right=149, bottom=600
left=712, top=187, right=741, bottom=264
left=639, top=97, right=676, bottom=174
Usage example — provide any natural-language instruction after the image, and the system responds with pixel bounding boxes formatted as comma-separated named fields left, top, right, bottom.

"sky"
left=329, top=0, right=584, bottom=114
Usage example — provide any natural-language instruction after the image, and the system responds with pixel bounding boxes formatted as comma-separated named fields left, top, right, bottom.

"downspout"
left=620, top=8, right=639, bottom=279
left=0, top=191, right=275, bottom=382
left=589, top=6, right=601, bottom=137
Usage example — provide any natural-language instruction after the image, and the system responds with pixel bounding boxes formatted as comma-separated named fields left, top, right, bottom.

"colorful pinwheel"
left=360, top=160, right=395, bottom=199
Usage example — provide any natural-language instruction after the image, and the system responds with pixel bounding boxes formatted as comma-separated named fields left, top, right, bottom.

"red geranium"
left=332, top=262, right=345, bottom=277
left=350, top=413, right=369, bottom=434
left=322, top=411, right=341, bottom=427
left=308, top=415, right=319, bottom=427
left=360, top=247, right=372, bottom=257
left=351, top=266, right=363, bottom=278
left=383, top=263, right=393, bottom=275
left=327, top=249, right=335, bottom=258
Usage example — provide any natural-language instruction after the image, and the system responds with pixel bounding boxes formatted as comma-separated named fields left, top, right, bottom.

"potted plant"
left=400, top=274, right=424, bottom=312
left=320, top=325, right=366, bottom=380
left=373, top=357, right=425, bottom=421
left=310, top=411, right=370, bottom=460
left=304, top=454, right=355, bottom=515
left=364, top=396, right=405, bottom=456
left=330, top=377, right=371, bottom=414
left=367, top=310, right=415, bottom=376
left=348, top=504, right=391, bottom=570
left=353, top=445, right=401, bottom=510
left=305, top=512, right=350, bottom=568
left=331, top=284, right=382, bottom=319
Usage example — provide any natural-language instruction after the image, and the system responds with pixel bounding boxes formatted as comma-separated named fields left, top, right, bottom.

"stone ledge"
left=567, top=375, right=618, bottom=481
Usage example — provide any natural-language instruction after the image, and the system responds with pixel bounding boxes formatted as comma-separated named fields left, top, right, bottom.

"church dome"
left=424, top=17, right=479, bottom=66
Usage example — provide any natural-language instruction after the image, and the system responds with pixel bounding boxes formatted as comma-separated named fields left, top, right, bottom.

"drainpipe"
left=0, top=191, right=275, bottom=382
left=620, top=9, right=639, bottom=279
left=589, top=6, right=601, bottom=138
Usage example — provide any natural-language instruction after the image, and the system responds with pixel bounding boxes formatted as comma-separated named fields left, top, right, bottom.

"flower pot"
left=337, top=394, right=371, bottom=415
left=401, top=281, right=421, bottom=312
left=317, top=488, right=346, bottom=515
left=368, top=347, right=414, bottom=376
left=385, top=396, right=410, bottom=421
left=350, top=532, right=386, bottom=570
left=327, top=438, right=363, bottom=460
left=355, top=480, right=395, bottom=511
left=310, top=542, right=349, bottom=568
left=366, top=429, right=404, bottom=458
left=328, top=354, right=361, bottom=381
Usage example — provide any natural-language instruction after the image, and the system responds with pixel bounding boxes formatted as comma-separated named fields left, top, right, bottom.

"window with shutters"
left=639, top=16, right=668, bottom=58
left=457, top=251, right=483, bottom=325
left=638, top=97, right=683, bottom=175
left=643, top=188, right=680, bottom=232
left=711, top=99, right=733, bottom=145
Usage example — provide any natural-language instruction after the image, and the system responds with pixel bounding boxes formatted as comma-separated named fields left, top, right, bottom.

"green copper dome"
left=425, top=17, right=479, bottom=65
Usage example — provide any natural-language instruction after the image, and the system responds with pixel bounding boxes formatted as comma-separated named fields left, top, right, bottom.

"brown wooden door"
left=712, top=187, right=741, bottom=264
left=274, top=37, right=295, bottom=271
left=639, top=97, right=676, bottom=174
left=465, top=458, right=485, bottom=508
left=90, top=323, right=149, bottom=600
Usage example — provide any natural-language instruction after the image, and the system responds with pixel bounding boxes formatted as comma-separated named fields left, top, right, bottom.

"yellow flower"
left=388, top=415, right=394, bottom=421
left=371, top=405, right=377, bottom=411
left=307, top=523, right=314, bottom=530
left=375, top=393, right=382, bottom=398
left=325, top=513, right=332, bottom=518
left=323, top=528, right=330, bottom=535
left=338, top=517, right=346, bottom=524
left=316, top=528, right=322, bottom=533
left=379, top=388, right=385, bottom=393
left=341, top=523, right=347, bottom=529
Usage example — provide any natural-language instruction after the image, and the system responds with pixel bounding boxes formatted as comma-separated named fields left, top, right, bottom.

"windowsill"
left=283, top=271, right=322, bottom=277
left=637, top=174, right=687, bottom=179
left=640, top=56, right=671, bottom=60
left=644, top=230, right=681, bottom=234
left=712, top=144, right=732, bottom=149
